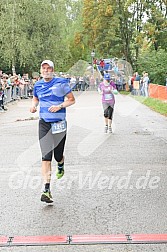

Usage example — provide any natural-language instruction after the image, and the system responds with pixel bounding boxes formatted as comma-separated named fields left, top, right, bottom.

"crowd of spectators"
left=92, top=58, right=127, bottom=91
left=0, top=70, right=36, bottom=112
left=65, top=75, right=101, bottom=91
left=0, top=69, right=103, bottom=112
left=0, top=65, right=152, bottom=113
left=129, top=71, right=150, bottom=97
left=92, top=58, right=151, bottom=94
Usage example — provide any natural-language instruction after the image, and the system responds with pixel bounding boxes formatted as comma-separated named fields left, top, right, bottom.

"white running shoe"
left=104, top=125, right=108, bottom=133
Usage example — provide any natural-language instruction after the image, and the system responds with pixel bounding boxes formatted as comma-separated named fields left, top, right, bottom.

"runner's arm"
left=48, top=92, right=75, bottom=113
left=30, top=96, right=39, bottom=113
left=62, top=92, right=75, bottom=108
left=98, top=87, right=102, bottom=95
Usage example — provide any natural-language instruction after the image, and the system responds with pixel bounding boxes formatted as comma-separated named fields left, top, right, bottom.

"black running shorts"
left=103, top=104, right=114, bottom=119
left=39, top=119, right=66, bottom=162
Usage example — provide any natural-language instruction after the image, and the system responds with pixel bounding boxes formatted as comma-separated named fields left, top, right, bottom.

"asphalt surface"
left=0, top=91, right=167, bottom=252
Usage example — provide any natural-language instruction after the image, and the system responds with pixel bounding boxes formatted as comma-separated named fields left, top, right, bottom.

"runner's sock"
left=44, top=183, right=50, bottom=192
left=58, top=162, right=64, bottom=169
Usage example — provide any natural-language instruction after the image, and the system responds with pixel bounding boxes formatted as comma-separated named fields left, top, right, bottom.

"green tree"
left=0, top=0, right=74, bottom=73
left=137, top=49, right=167, bottom=85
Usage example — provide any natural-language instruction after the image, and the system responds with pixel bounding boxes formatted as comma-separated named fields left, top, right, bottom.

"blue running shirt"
left=33, top=77, right=71, bottom=122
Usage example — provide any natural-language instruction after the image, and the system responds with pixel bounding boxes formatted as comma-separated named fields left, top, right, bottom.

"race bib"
left=51, top=120, right=67, bottom=134
left=104, top=94, right=112, bottom=100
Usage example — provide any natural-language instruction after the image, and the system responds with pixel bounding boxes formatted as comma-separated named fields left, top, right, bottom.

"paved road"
left=0, top=91, right=167, bottom=252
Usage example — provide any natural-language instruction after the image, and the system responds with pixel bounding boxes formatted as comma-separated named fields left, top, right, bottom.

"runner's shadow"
left=42, top=204, right=54, bottom=210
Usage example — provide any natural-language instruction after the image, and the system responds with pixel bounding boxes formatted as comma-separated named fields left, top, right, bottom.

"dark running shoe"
left=41, top=191, right=53, bottom=203
left=56, top=166, right=64, bottom=179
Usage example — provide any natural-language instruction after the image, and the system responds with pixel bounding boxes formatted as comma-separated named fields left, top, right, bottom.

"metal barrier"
left=4, top=87, right=12, bottom=103
left=4, top=84, right=31, bottom=105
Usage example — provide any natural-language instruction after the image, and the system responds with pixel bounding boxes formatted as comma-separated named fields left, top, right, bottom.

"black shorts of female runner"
left=39, top=119, right=66, bottom=162
left=103, top=104, right=114, bottom=120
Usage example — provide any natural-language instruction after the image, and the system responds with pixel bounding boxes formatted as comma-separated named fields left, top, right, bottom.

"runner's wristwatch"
left=59, top=104, right=63, bottom=109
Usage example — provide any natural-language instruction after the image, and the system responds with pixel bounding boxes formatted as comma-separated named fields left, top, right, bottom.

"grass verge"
left=132, top=95, right=167, bottom=117
left=119, top=90, right=130, bottom=95
left=119, top=90, right=167, bottom=116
